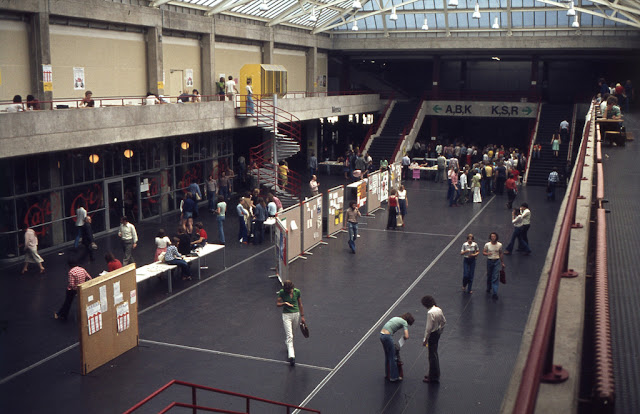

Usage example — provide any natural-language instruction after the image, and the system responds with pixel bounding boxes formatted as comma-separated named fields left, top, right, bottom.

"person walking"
left=276, top=280, right=306, bottom=366
left=449, top=168, right=460, bottom=207
left=518, top=203, right=531, bottom=249
left=550, top=133, right=561, bottom=158
left=225, top=75, right=239, bottom=104
left=54, top=260, right=92, bottom=321
left=460, top=234, right=479, bottom=293
left=216, top=195, right=227, bottom=244
left=346, top=201, right=361, bottom=253
left=547, top=167, right=560, bottom=201
left=380, top=313, right=415, bottom=382
left=21, top=224, right=45, bottom=274
left=398, top=185, right=408, bottom=226
left=74, top=200, right=87, bottom=248
left=309, top=152, right=318, bottom=178
left=422, top=295, right=446, bottom=384
left=505, top=173, right=517, bottom=209
left=117, top=216, right=138, bottom=265
left=483, top=232, right=505, bottom=301
left=504, top=208, right=532, bottom=256
left=559, top=119, right=569, bottom=142
left=79, top=216, right=96, bottom=263
left=207, top=174, right=218, bottom=213
left=236, top=197, right=249, bottom=244
left=435, top=154, right=446, bottom=183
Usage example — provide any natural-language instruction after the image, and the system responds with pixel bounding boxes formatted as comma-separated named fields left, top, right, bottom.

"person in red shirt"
left=505, top=174, right=518, bottom=209
left=54, top=260, right=92, bottom=321
left=192, top=222, right=208, bottom=248
left=105, top=251, right=123, bottom=272
left=387, top=188, right=399, bottom=230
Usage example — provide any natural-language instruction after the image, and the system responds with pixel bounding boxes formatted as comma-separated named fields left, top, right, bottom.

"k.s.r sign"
left=425, top=101, right=538, bottom=118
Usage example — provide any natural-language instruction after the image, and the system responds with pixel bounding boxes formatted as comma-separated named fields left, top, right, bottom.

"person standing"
left=547, top=167, right=560, bottom=201
left=117, top=216, right=138, bottom=266
left=387, top=188, right=399, bottom=230
left=309, top=152, right=318, bottom=178
left=54, top=260, right=92, bottom=321
left=237, top=197, right=249, bottom=244
left=459, top=166, right=469, bottom=204
left=276, top=280, right=306, bottom=366
left=80, top=215, right=96, bottom=263
left=309, top=175, right=319, bottom=196
left=74, top=201, right=87, bottom=248
left=219, top=171, right=230, bottom=202
left=225, top=75, right=239, bottom=104
left=21, top=224, right=45, bottom=274
left=422, top=295, right=446, bottom=384
left=472, top=168, right=482, bottom=203
left=217, top=76, right=226, bottom=101
left=380, top=313, right=415, bottom=382
left=449, top=168, right=460, bottom=207
left=216, top=195, right=227, bottom=244
left=207, top=174, right=218, bottom=213
left=483, top=232, right=505, bottom=300
left=402, top=153, right=411, bottom=181
left=460, top=234, right=479, bottom=294
left=505, top=173, right=517, bottom=209
left=253, top=197, right=267, bottom=245
left=435, top=154, right=446, bottom=183
left=346, top=201, right=361, bottom=253
left=398, top=185, right=408, bottom=226
left=245, top=78, right=254, bottom=114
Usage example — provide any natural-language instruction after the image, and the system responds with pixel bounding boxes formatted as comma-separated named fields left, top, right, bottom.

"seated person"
left=26, top=94, right=40, bottom=110
left=6, top=95, right=24, bottom=112
left=176, top=227, right=193, bottom=256
left=165, top=238, right=192, bottom=280
left=145, top=92, right=160, bottom=105
left=604, top=95, right=622, bottom=120
left=191, top=222, right=208, bottom=248
left=178, top=92, right=190, bottom=103
left=82, top=90, right=95, bottom=107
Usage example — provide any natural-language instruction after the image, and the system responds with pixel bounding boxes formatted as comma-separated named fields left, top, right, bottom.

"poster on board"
left=185, top=69, right=194, bottom=88
left=380, top=171, right=389, bottom=202
left=274, top=218, right=287, bottom=284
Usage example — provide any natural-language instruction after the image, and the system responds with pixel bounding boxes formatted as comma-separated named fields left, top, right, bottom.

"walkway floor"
left=1, top=169, right=565, bottom=413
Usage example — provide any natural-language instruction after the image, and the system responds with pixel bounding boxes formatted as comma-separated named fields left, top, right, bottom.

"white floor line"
left=359, top=228, right=457, bottom=237
left=293, top=195, right=496, bottom=413
left=0, top=247, right=274, bottom=386
left=0, top=343, right=79, bottom=385
left=140, top=339, right=333, bottom=372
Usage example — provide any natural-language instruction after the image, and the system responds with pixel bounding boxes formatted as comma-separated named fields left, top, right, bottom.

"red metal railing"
left=123, top=379, right=320, bottom=414
left=511, top=103, right=596, bottom=414
left=360, top=93, right=395, bottom=154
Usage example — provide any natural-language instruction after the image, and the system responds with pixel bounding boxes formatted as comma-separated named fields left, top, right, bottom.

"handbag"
left=396, top=213, right=403, bottom=226
left=500, top=268, right=507, bottom=284
left=299, top=322, right=310, bottom=338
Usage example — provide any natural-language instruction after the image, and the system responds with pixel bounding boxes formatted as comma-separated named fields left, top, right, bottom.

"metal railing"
left=123, top=379, right=320, bottom=414
left=392, top=97, right=426, bottom=163
left=359, top=94, right=395, bottom=154
left=511, top=102, right=597, bottom=413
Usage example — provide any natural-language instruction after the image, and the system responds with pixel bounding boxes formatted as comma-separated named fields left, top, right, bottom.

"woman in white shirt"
left=154, top=229, right=171, bottom=261
left=246, top=78, right=254, bottom=114
left=397, top=185, right=408, bottom=226
left=6, top=95, right=24, bottom=113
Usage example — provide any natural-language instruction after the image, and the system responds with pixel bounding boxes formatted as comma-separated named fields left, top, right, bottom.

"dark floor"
left=1, top=165, right=565, bottom=413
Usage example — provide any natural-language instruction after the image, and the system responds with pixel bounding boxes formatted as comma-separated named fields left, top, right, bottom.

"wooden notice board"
left=77, top=263, right=139, bottom=375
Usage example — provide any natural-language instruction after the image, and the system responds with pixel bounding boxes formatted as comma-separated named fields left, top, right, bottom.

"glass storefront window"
left=15, top=193, right=55, bottom=251
left=64, top=183, right=105, bottom=242
left=0, top=159, right=14, bottom=197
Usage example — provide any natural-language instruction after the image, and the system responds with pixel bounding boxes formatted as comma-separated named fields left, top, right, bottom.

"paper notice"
left=114, top=292, right=124, bottom=305
left=130, top=289, right=137, bottom=305
left=116, top=302, right=130, bottom=333
left=86, top=302, right=103, bottom=335
left=290, top=220, right=298, bottom=231
left=99, top=285, right=108, bottom=312
left=88, top=295, right=93, bottom=302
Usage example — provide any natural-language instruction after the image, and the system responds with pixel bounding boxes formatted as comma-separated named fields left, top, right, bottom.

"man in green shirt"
left=276, top=280, right=306, bottom=366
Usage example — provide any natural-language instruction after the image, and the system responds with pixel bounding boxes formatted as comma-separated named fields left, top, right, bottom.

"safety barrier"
left=123, top=379, right=320, bottom=414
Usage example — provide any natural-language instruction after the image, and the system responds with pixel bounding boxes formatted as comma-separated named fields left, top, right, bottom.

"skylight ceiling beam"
left=267, top=0, right=308, bottom=26
left=588, top=0, right=640, bottom=16
left=151, top=0, right=173, bottom=7
left=313, top=0, right=421, bottom=33
left=376, top=0, right=389, bottom=37
left=535, top=0, right=640, bottom=27
left=206, top=0, right=254, bottom=16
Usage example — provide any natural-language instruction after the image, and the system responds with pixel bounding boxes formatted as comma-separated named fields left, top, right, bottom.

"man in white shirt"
left=74, top=202, right=87, bottom=249
left=483, top=232, right=505, bottom=300
left=422, top=295, right=446, bottom=383
left=559, top=119, right=569, bottom=141
left=504, top=206, right=532, bottom=256
left=118, top=216, right=138, bottom=265
left=225, top=75, right=239, bottom=105
left=518, top=203, right=531, bottom=250
left=402, top=153, right=411, bottom=181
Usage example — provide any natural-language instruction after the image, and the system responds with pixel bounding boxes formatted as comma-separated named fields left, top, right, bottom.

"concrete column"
left=530, top=55, right=539, bottom=101
left=201, top=31, right=216, bottom=98
left=262, top=30, right=274, bottom=64
left=29, top=11, right=52, bottom=109
left=146, top=26, right=164, bottom=95
left=306, top=46, right=317, bottom=97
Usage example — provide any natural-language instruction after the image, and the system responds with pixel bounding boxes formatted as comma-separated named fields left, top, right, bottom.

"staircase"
left=526, top=103, right=572, bottom=187
left=366, top=100, right=418, bottom=167
left=238, top=97, right=302, bottom=207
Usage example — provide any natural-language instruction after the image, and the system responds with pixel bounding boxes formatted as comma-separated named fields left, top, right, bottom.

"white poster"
left=380, top=171, right=389, bottom=202
left=185, top=69, right=194, bottom=88
left=116, top=302, right=130, bottom=333
left=73, top=67, right=85, bottom=90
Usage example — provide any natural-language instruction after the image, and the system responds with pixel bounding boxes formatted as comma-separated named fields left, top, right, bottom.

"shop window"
left=64, top=183, right=105, bottom=242
left=14, top=158, right=27, bottom=195
left=0, top=159, right=15, bottom=197
left=15, top=193, right=55, bottom=250
left=0, top=200, right=18, bottom=258
left=38, top=155, right=52, bottom=190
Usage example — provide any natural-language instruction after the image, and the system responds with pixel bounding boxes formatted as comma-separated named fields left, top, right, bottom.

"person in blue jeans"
left=215, top=196, right=226, bottom=244
left=165, top=238, right=192, bottom=280
left=504, top=208, right=532, bottom=256
left=483, top=232, right=505, bottom=300
left=380, top=313, right=414, bottom=382
left=460, top=234, right=479, bottom=293
left=236, top=197, right=249, bottom=243
left=346, top=202, right=361, bottom=253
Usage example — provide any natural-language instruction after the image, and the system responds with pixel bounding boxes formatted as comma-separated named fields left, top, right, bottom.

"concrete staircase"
left=366, top=100, right=419, bottom=167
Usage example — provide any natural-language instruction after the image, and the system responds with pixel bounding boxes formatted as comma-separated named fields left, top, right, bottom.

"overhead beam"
left=313, top=0, right=421, bottom=33
left=151, top=0, right=172, bottom=7
left=268, top=0, right=307, bottom=26
left=206, top=0, right=254, bottom=16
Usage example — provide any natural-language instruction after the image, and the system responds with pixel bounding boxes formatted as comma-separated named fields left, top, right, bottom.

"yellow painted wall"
left=0, top=21, right=30, bottom=101
left=163, top=37, right=201, bottom=97
left=273, top=49, right=306, bottom=93
left=214, top=42, right=261, bottom=84
left=50, top=26, right=146, bottom=98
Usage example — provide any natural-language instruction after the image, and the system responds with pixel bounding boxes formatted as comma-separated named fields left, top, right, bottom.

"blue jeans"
left=449, top=187, right=460, bottom=206
left=486, top=259, right=501, bottom=296
left=463, top=258, right=476, bottom=293
left=238, top=216, right=248, bottom=242
left=505, top=227, right=531, bottom=253
left=208, top=192, right=216, bottom=211
left=348, top=222, right=358, bottom=241
left=167, top=258, right=191, bottom=277
left=74, top=226, right=83, bottom=248
left=217, top=215, right=225, bottom=243
left=246, top=95, right=254, bottom=114
left=380, top=333, right=400, bottom=380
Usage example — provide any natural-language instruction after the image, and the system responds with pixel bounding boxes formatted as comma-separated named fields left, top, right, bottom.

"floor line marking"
left=140, top=339, right=333, bottom=372
left=293, top=196, right=496, bottom=413
left=0, top=247, right=274, bottom=385
left=0, top=343, right=79, bottom=385
left=359, top=228, right=457, bottom=237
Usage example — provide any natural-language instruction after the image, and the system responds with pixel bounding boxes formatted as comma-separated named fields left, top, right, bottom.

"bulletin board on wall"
left=325, top=185, right=344, bottom=236
left=277, top=203, right=302, bottom=263
left=77, top=264, right=139, bottom=375
left=301, top=194, right=323, bottom=252
left=366, top=171, right=382, bottom=215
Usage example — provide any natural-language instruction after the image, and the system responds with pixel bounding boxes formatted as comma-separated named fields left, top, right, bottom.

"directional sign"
left=424, top=101, right=538, bottom=118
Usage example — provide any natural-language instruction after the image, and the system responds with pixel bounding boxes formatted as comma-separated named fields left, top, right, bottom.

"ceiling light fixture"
left=567, top=1, right=576, bottom=16
left=89, top=154, right=100, bottom=164
left=572, top=15, right=580, bottom=27
left=309, top=6, right=317, bottom=22
left=492, top=16, right=500, bottom=29
left=492, top=56, right=501, bottom=61
left=422, top=15, right=429, bottom=30
left=473, top=1, right=481, bottom=19
left=259, top=0, right=269, bottom=11
left=352, top=20, right=359, bottom=31
left=353, top=0, right=362, bottom=10
left=390, top=6, right=398, bottom=20
left=448, top=0, right=459, bottom=7
left=124, top=149, right=134, bottom=159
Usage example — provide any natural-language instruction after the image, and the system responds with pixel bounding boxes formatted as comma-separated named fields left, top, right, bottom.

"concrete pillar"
left=201, top=31, right=216, bottom=99
left=29, top=11, right=52, bottom=109
left=146, top=26, right=164, bottom=95
left=306, top=46, right=317, bottom=97
left=262, top=30, right=274, bottom=64
left=50, top=157, right=64, bottom=246
left=530, top=55, right=539, bottom=102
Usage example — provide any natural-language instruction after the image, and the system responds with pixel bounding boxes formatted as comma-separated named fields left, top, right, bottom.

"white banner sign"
left=424, top=101, right=538, bottom=118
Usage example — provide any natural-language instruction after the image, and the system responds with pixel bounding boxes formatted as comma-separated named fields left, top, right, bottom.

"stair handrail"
left=123, top=379, right=320, bottom=413
left=523, top=101, right=543, bottom=186
left=392, top=97, right=427, bottom=163
left=566, top=103, right=579, bottom=164
left=249, top=145, right=303, bottom=197
left=360, top=93, right=395, bottom=154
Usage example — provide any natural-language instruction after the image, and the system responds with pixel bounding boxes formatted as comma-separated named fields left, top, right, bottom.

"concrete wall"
left=0, top=21, right=30, bottom=101
left=0, top=94, right=381, bottom=159
left=317, top=53, right=328, bottom=91
left=163, top=36, right=201, bottom=96
left=50, top=25, right=147, bottom=98
left=274, top=49, right=307, bottom=92
left=214, top=43, right=261, bottom=82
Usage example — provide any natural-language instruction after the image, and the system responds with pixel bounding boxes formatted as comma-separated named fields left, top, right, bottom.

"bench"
left=135, top=243, right=225, bottom=293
